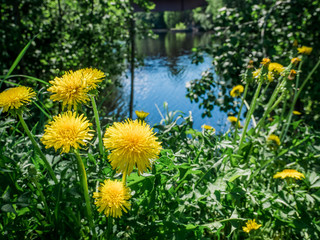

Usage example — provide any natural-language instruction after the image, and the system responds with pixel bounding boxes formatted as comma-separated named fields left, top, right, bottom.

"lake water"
left=121, top=32, right=230, bottom=132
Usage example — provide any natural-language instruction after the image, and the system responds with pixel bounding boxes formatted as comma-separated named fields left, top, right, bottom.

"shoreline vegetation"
left=1, top=0, right=320, bottom=239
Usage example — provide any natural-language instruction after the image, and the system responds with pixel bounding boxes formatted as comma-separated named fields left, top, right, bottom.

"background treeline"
left=1, top=0, right=153, bottom=81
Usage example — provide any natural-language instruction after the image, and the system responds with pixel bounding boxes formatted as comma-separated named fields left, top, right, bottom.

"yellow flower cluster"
left=253, top=62, right=285, bottom=82
left=94, top=119, right=162, bottom=218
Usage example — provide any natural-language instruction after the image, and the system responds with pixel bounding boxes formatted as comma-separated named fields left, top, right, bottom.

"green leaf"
left=0, top=35, right=38, bottom=89
left=1, top=204, right=16, bottom=214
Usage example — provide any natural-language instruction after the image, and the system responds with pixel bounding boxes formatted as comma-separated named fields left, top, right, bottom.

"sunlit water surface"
left=121, top=32, right=231, bottom=132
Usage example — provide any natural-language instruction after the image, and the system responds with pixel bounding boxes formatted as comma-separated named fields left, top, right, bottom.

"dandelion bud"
left=288, top=69, right=297, bottom=80
left=135, top=110, right=149, bottom=121
left=293, top=40, right=298, bottom=47
left=261, top=58, right=271, bottom=67
left=291, top=57, right=301, bottom=65
left=247, top=60, right=254, bottom=69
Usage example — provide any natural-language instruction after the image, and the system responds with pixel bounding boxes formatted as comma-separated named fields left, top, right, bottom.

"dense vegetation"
left=1, top=0, right=320, bottom=239
left=187, top=0, right=320, bottom=127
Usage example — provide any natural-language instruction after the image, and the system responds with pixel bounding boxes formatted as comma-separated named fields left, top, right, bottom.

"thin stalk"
left=107, top=216, right=113, bottom=239
left=233, top=83, right=249, bottom=143
left=122, top=172, right=127, bottom=184
left=238, top=80, right=263, bottom=150
left=90, top=95, right=105, bottom=159
left=17, top=112, right=58, bottom=184
left=260, top=81, right=271, bottom=98
left=33, top=178, right=52, bottom=223
left=281, top=57, right=320, bottom=141
left=74, top=150, right=97, bottom=238
left=280, top=92, right=288, bottom=121
left=242, top=99, right=257, bottom=127
left=269, top=91, right=287, bottom=114
left=255, top=78, right=286, bottom=130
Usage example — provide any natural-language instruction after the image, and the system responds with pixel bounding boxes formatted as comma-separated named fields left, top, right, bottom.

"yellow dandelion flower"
left=268, top=63, right=285, bottom=82
left=93, top=179, right=131, bottom=218
left=273, top=169, right=305, bottom=180
left=0, top=86, right=36, bottom=112
left=253, top=68, right=261, bottom=78
left=48, top=68, right=105, bottom=110
left=41, top=111, right=94, bottom=153
left=227, top=116, right=242, bottom=128
left=135, top=110, right=149, bottom=120
left=261, top=58, right=271, bottom=66
left=202, top=124, right=215, bottom=131
left=76, top=68, right=106, bottom=91
left=230, top=85, right=244, bottom=98
left=242, top=219, right=262, bottom=233
left=48, top=71, right=90, bottom=110
left=103, top=119, right=162, bottom=176
left=291, top=57, right=301, bottom=65
left=267, top=134, right=280, bottom=146
left=253, top=62, right=284, bottom=82
left=297, top=46, right=312, bottom=55
left=293, top=110, right=302, bottom=115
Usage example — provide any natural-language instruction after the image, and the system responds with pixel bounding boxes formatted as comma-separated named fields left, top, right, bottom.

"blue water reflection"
left=121, top=32, right=233, bottom=132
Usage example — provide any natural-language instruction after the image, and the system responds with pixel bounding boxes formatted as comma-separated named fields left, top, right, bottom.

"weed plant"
left=0, top=43, right=320, bottom=239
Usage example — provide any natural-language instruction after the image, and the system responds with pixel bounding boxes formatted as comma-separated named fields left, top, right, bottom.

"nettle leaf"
left=208, top=178, right=227, bottom=193
left=310, top=181, right=320, bottom=189
left=224, top=168, right=251, bottom=182
left=309, top=172, right=320, bottom=186
left=202, top=221, right=223, bottom=231
left=1, top=204, right=16, bottom=214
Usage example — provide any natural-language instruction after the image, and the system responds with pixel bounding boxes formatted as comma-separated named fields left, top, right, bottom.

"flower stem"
left=233, top=83, right=249, bottom=144
left=255, top=80, right=286, bottom=131
left=281, top=57, right=320, bottom=141
left=90, top=95, right=105, bottom=160
left=107, top=216, right=113, bottom=239
left=122, top=171, right=127, bottom=184
left=74, top=149, right=96, bottom=238
left=17, top=112, right=58, bottom=184
left=33, top=177, right=52, bottom=223
left=238, top=80, right=263, bottom=151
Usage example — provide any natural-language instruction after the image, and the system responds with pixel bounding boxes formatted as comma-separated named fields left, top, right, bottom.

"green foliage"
left=1, top=2, right=320, bottom=239
left=174, top=22, right=187, bottom=30
left=163, top=11, right=192, bottom=29
left=0, top=0, right=153, bottom=81
left=188, top=0, right=320, bottom=127
left=135, top=12, right=167, bottom=29
left=164, top=11, right=183, bottom=29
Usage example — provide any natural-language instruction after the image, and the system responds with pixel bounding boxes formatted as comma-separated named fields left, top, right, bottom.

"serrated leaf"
left=1, top=204, right=16, bottom=214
